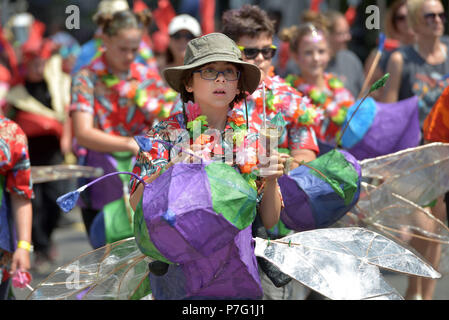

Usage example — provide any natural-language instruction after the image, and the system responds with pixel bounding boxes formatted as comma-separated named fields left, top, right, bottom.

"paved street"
left=13, top=207, right=449, bottom=300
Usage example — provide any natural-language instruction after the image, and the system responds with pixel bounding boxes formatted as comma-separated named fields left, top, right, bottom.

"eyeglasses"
left=394, top=14, right=407, bottom=22
left=193, top=68, right=241, bottom=81
left=423, top=12, right=446, bottom=23
left=170, top=32, right=195, bottom=41
left=238, top=45, right=277, bottom=60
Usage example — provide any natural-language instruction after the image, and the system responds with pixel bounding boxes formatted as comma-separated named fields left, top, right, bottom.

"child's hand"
left=10, top=248, right=31, bottom=275
left=257, top=152, right=289, bottom=181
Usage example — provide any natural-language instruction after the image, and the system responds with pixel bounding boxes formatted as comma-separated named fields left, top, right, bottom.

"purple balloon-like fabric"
left=79, top=151, right=123, bottom=210
left=278, top=149, right=361, bottom=231
left=278, top=175, right=316, bottom=231
left=142, top=163, right=241, bottom=262
left=149, top=226, right=263, bottom=300
left=348, top=96, right=420, bottom=160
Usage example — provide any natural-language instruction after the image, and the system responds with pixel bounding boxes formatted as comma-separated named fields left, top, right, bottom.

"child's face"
left=237, top=33, right=273, bottom=82
left=294, top=35, right=330, bottom=79
left=103, top=28, right=142, bottom=73
left=186, top=61, right=240, bottom=110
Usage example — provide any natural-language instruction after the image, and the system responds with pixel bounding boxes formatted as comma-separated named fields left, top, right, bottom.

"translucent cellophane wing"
left=255, top=227, right=440, bottom=300
left=360, top=143, right=449, bottom=206
left=350, top=183, right=449, bottom=243
left=31, top=164, right=104, bottom=184
left=26, top=238, right=153, bottom=300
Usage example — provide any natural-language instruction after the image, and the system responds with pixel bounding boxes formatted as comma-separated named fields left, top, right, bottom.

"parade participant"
left=5, top=30, right=71, bottom=273
left=220, top=4, right=319, bottom=300
left=70, top=10, right=176, bottom=250
left=320, top=10, right=365, bottom=98
left=382, top=0, right=449, bottom=300
left=280, top=21, right=355, bottom=150
left=364, top=0, right=416, bottom=101
left=129, top=32, right=286, bottom=300
left=157, top=14, right=202, bottom=72
left=0, top=115, right=33, bottom=299
left=72, top=0, right=158, bottom=75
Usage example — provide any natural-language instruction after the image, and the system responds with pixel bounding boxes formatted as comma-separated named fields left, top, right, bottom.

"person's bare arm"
left=381, top=51, right=404, bottom=103
left=288, top=148, right=317, bottom=171
left=10, top=193, right=32, bottom=274
left=72, top=111, right=139, bottom=155
left=258, top=153, right=288, bottom=229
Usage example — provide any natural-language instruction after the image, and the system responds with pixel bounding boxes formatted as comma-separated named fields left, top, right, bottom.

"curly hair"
left=220, top=4, right=275, bottom=42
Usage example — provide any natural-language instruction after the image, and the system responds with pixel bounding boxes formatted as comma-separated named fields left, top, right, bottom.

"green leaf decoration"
left=369, top=73, right=390, bottom=93
left=102, top=74, right=120, bottom=87
left=270, top=112, right=287, bottom=128
left=305, top=149, right=359, bottom=205
left=135, top=89, right=148, bottom=107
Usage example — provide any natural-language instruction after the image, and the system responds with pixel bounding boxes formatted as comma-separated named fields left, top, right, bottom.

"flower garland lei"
left=184, top=102, right=259, bottom=178
left=252, top=77, right=320, bottom=127
left=91, top=55, right=177, bottom=118
left=285, top=73, right=353, bottom=126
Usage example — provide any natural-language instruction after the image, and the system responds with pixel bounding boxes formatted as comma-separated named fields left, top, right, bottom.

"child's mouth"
left=213, top=89, right=226, bottom=95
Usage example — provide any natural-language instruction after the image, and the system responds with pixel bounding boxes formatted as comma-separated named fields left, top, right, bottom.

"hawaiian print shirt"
left=129, top=108, right=250, bottom=195
left=171, top=75, right=320, bottom=155
left=70, top=53, right=176, bottom=137
left=286, top=73, right=354, bottom=145
left=0, top=116, right=33, bottom=199
left=233, top=75, right=319, bottom=154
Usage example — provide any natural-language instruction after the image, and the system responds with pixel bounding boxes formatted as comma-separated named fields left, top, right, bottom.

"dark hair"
left=179, top=63, right=247, bottom=108
left=102, top=10, right=152, bottom=37
left=221, top=4, right=275, bottom=42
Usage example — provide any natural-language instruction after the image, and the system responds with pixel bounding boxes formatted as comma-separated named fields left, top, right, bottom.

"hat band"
left=184, top=51, right=242, bottom=67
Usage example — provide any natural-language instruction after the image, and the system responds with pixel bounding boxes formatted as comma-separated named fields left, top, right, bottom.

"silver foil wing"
left=255, top=227, right=440, bottom=300
left=31, top=164, right=104, bottom=184
left=360, top=143, right=449, bottom=206
left=27, top=237, right=152, bottom=300
left=349, top=182, right=449, bottom=244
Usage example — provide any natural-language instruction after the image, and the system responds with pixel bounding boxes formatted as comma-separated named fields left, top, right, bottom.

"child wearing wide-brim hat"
left=129, top=33, right=287, bottom=300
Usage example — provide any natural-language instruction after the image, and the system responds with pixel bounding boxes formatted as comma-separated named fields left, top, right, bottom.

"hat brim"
left=163, top=54, right=261, bottom=95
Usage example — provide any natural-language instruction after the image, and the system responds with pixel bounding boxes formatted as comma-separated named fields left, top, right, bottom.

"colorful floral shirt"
left=72, top=37, right=160, bottom=76
left=70, top=53, right=177, bottom=137
left=129, top=105, right=259, bottom=194
left=0, top=116, right=33, bottom=199
left=233, top=75, right=320, bottom=154
left=286, top=73, right=354, bottom=145
left=171, top=75, right=320, bottom=154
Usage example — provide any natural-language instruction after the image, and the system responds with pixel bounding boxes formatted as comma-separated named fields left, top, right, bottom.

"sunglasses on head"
left=171, top=32, right=196, bottom=41
left=423, top=12, right=446, bottom=22
left=238, top=45, right=277, bottom=60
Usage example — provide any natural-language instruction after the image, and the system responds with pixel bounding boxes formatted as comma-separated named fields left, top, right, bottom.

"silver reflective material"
left=27, top=238, right=151, bottom=300
left=360, top=143, right=449, bottom=206
left=31, top=164, right=104, bottom=184
left=254, top=227, right=440, bottom=300
left=337, top=144, right=449, bottom=276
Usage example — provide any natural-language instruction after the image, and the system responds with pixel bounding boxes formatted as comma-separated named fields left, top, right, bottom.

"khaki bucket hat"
left=163, top=33, right=261, bottom=95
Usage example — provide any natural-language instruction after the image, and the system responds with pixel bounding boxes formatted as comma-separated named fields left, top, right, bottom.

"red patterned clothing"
left=129, top=109, right=252, bottom=195
left=286, top=73, right=354, bottom=145
left=233, top=75, right=319, bottom=154
left=70, top=53, right=176, bottom=137
left=423, top=85, right=449, bottom=142
left=0, top=115, right=33, bottom=199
